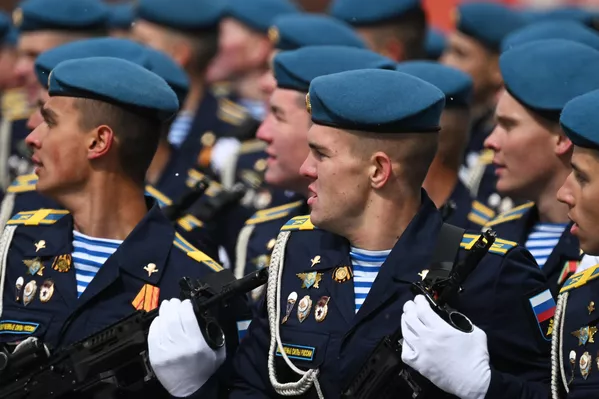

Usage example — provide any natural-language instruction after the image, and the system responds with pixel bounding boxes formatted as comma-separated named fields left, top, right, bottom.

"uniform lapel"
left=543, top=223, right=580, bottom=285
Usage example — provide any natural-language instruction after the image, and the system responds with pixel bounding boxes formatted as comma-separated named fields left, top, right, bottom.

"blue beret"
left=425, top=28, right=446, bottom=60
left=269, top=14, right=366, bottom=51
left=500, top=39, right=599, bottom=118
left=274, top=46, right=394, bottom=92
left=561, top=89, right=599, bottom=150
left=49, top=57, right=178, bottom=122
left=536, top=7, right=596, bottom=26
left=502, top=21, right=599, bottom=52
left=395, top=61, right=472, bottom=108
left=456, top=2, right=526, bottom=51
left=307, top=69, right=445, bottom=133
left=137, top=0, right=223, bottom=31
left=330, top=0, right=421, bottom=26
left=107, top=3, right=134, bottom=30
left=35, top=38, right=189, bottom=106
left=14, top=0, right=109, bottom=32
left=0, top=12, right=14, bottom=45
left=226, top=0, right=298, bottom=33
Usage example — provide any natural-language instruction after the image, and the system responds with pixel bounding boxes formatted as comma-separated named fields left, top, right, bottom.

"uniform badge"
left=253, top=190, right=272, bottom=210
left=333, top=266, right=352, bottom=283
left=314, top=296, right=330, bottom=322
left=310, top=256, right=321, bottom=268
left=15, top=276, right=24, bottom=302
left=254, top=159, right=267, bottom=173
left=297, top=295, right=312, bottom=323
left=266, top=239, right=276, bottom=251
left=39, top=279, right=54, bottom=303
left=589, top=301, right=596, bottom=315
left=23, top=257, right=44, bottom=276
left=580, top=351, right=591, bottom=380
left=528, top=289, right=556, bottom=341
left=418, top=269, right=429, bottom=281
left=34, top=240, right=46, bottom=252
left=297, top=271, right=322, bottom=289
left=144, top=263, right=158, bottom=277
left=569, top=350, right=577, bottom=385
left=200, top=131, right=216, bottom=147
left=52, top=254, right=72, bottom=273
left=282, top=292, right=298, bottom=324
left=572, top=326, right=598, bottom=346
left=252, top=254, right=271, bottom=269
left=23, top=280, right=37, bottom=306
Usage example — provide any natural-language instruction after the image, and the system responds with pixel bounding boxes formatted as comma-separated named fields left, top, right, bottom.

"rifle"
left=342, top=229, right=496, bottom=399
left=0, top=268, right=268, bottom=399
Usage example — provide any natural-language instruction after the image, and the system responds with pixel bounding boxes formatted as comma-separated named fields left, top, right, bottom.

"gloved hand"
left=148, top=299, right=226, bottom=397
left=401, top=295, right=491, bottom=399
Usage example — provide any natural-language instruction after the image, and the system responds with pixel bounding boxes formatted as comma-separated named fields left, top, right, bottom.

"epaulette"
left=484, top=202, right=535, bottom=228
left=177, top=215, right=204, bottom=232
left=460, top=233, right=517, bottom=256
left=218, top=98, right=248, bottom=126
left=1, top=88, right=31, bottom=121
left=560, top=264, right=599, bottom=294
left=6, top=174, right=38, bottom=194
left=246, top=200, right=304, bottom=226
left=280, top=215, right=316, bottom=232
left=477, top=149, right=494, bottom=166
left=467, top=200, right=496, bottom=227
left=186, top=169, right=221, bottom=197
left=239, top=139, right=267, bottom=155
left=173, top=232, right=223, bottom=272
left=144, top=185, right=172, bottom=208
left=7, top=209, right=69, bottom=226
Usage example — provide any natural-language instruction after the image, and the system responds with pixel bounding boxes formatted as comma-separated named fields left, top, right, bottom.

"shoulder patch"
left=177, top=214, right=204, bottom=232
left=239, top=139, right=267, bottom=155
left=485, top=202, right=534, bottom=228
left=7, top=209, right=69, bottom=226
left=246, top=200, right=304, bottom=226
left=144, top=185, right=172, bottom=207
left=461, top=233, right=517, bottom=256
left=527, top=288, right=556, bottom=341
left=7, top=174, right=38, bottom=193
left=186, top=169, right=221, bottom=196
left=218, top=98, right=248, bottom=126
left=281, top=215, right=315, bottom=231
left=560, top=263, right=599, bottom=294
left=2, top=88, right=31, bottom=121
left=467, top=200, right=496, bottom=227
left=173, top=232, right=223, bottom=272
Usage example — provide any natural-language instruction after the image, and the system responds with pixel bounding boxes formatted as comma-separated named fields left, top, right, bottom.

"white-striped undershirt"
left=167, top=111, right=194, bottom=148
left=350, top=247, right=391, bottom=313
left=524, top=223, right=567, bottom=269
left=72, top=231, right=123, bottom=298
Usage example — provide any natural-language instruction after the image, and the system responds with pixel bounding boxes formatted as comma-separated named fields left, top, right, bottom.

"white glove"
left=401, top=295, right=491, bottom=399
left=148, top=299, right=226, bottom=397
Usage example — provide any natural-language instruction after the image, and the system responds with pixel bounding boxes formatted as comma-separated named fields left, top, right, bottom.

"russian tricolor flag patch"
left=529, top=289, right=556, bottom=341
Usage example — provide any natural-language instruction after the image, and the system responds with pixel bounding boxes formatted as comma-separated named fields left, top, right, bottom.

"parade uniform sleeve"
left=484, top=369, right=549, bottom=399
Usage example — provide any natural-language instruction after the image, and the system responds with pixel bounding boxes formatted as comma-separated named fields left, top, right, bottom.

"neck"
left=422, top=158, right=459, bottom=208
left=534, top=169, right=572, bottom=224
left=183, top=73, right=206, bottom=113
left=235, top=69, right=267, bottom=102
left=346, top=191, right=421, bottom=251
left=54, top=177, right=148, bottom=240
left=146, top=141, right=171, bottom=186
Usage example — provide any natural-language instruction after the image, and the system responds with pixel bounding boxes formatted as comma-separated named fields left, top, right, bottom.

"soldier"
left=481, top=40, right=599, bottom=296
left=0, top=57, right=241, bottom=396
left=329, top=0, right=427, bottom=62
left=5, top=0, right=110, bottom=187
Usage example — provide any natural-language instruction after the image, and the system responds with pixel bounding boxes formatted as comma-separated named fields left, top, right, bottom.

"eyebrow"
left=308, top=141, right=328, bottom=154
left=40, top=106, right=58, bottom=124
left=494, top=114, right=516, bottom=127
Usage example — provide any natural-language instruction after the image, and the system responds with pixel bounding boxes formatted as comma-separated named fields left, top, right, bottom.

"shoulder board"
left=173, top=232, right=223, bottom=272
left=478, top=149, right=494, bottom=165
left=7, top=209, right=69, bottom=226
left=239, top=139, right=267, bottom=155
left=177, top=214, right=204, bottom=232
left=280, top=215, right=315, bottom=231
left=460, top=233, right=517, bottom=256
left=186, top=169, right=221, bottom=197
left=485, top=202, right=535, bottom=228
left=7, top=174, right=38, bottom=193
left=467, top=200, right=496, bottom=227
left=560, top=264, right=599, bottom=294
left=218, top=98, right=248, bottom=126
left=2, top=88, right=31, bottom=121
left=246, top=200, right=304, bottom=226
left=144, top=185, right=172, bottom=207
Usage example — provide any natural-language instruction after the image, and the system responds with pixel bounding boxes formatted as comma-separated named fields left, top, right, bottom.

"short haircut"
left=438, top=108, right=471, bottom=170
left=73, top=98, right=163, bottom=185
left=165, top=27, right=219, bottom=72
left=370, top=7, right=427, bottom=61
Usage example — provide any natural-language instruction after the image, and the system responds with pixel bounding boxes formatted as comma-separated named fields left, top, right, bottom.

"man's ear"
left=87, top=125, right=114, bottom=160
left=555, top=132, right=573, bottom=157
left=370, top=151, right=393, bottom=189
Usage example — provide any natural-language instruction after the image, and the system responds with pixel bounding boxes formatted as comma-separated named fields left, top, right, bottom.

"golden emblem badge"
left=297, top=295, right=312, bottom=323
left=39, top=279, right=55, bottom=303
left=305, top=93, right=311, bottom=114
left=35, top=240, right=46, bottom=252
left=314, top=296, right=330, bottom=322
left=268, top=26, right=279, bottom=45
left=12, top=8, right=22, bottom=28
left=52, top=254, right=72, bottom=273
left=144, top=263, right=158, bottom=277
left=200, top=131, right=216, bottom=147
left=23, top=257, right=44, bottom=276
left=23, top=280, right=37, bottom=306
left=333, top=266, right=353, bottom=283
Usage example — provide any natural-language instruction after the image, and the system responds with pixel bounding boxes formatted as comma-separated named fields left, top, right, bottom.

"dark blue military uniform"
left=230, top=195, right=552, bottom=398
left=484, top=203, right=581, bottom=298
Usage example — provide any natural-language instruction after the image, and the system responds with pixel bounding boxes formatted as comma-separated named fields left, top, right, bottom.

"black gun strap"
left=430, top=223, right=466, bottom=266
